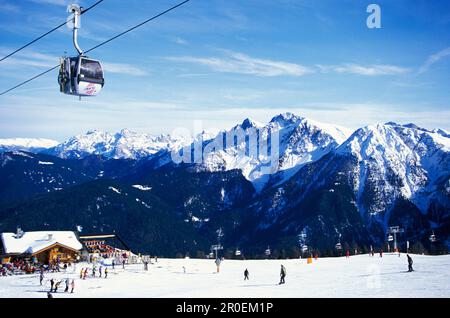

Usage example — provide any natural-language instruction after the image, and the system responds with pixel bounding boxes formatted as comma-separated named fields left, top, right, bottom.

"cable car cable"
left=0, top=0, right=105, bottom=63
left=84, top=0, right=191, bottom=55
left=0, top=66, right=60, bottom=96
left=0, top=0, right=191, bottom=97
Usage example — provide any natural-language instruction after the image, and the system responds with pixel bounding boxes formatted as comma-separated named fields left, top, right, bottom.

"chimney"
left=16, top=227, right=24, bottom=239
left=48, top=234, right=53, bottom=241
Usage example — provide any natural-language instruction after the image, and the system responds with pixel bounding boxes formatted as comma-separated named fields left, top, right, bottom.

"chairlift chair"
left=388, top=234, right=394, bottom=242
left=335, top=242, right=342, bottom=250
left=429, top=232, right=437, bottom=243
left=265, top=247, right=271, bottom=256
left=235, top=249, right=241, bottom=256
left=301, top=244, right=308, bottom=253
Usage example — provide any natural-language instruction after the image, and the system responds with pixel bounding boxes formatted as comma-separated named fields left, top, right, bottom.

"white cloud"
left=0, top=3, right=20, bottom=13
left=418, top=47, right=450, bottom=74
left=29, top=0, right=71, bottom=6
left=167, top=51, right=313, bottom=77
left=102, top=62, right=148, bottom=76
left=174, top=37, right=188, bottom=45
left=167, top=50, right=409, bottom=77
left=0, top=49, right=148, bottom=76
left=317, top=64, right=410, bottom=76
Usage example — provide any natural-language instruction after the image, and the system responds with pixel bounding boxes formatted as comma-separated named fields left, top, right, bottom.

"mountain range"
left=0, top=113, right=448, bottom=257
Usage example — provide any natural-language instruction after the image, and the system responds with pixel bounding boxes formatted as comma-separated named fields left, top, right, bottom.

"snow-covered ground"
left=1, top=253, right=449, bottom=298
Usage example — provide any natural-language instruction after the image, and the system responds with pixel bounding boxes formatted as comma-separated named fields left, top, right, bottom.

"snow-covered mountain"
left=41, top=114, right=352, bottom=190
left=337, top=122, right=450, bottom=218
left=45, top=129, right=192, bottom=160
left=0, top=138, right=59, bottom=153
left=192, top=112, right=352, bottom=189
left=239, top=121, right=450, bottom=249
left=1, top=115, right=449, bottom=253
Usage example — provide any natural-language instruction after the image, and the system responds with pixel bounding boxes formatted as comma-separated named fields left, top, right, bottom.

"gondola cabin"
left=59, top=56, right=104, bottom=97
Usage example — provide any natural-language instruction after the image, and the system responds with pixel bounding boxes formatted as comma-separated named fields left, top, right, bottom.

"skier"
left=215, top=258, right=221, bottom=273
left=99, top=266, right=102, bottom=278
left=407, top=254, right=414, bottom=272
left=54, top=280, right=61, bottom=293
left=346, top=250, right=350, bottom=258
left=80, top=268, right=84, bottom=279
left=144, top=261, right=148, bottom=271
left=379, top=249, right=383, bottom=258
left=83, top=268, right=88, bottom=280
left=50, top=278, right=55, bottom=292
left=92, top=266, right=96, bottom=277
left=39, top=271, right=44, bottom=285
left=70, top=279, right=75, bottom=293
left=64, top=278, right=69, bottom=292
left=112, top=260, right=115, bottom=270
left=122, top=259, right=126, bottom=269
left=279, top=265, right=286, bottom=285
left=183, top=266, right=186, bottom=273
left=244, top=268, right=249, bottom=280
left=104, top=267, right=108, bottom=278
left=47, top=292, right=53, bottom=298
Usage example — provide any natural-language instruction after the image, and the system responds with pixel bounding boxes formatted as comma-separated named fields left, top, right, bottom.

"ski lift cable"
left=0, top=0, right=191, bottom=97
left=84, top=0, right=191, bottom=55
left=0, top=0, right=105, bottom=63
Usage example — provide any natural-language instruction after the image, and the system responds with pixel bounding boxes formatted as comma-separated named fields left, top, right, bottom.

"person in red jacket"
left=346, top=250, right=350, bottom=258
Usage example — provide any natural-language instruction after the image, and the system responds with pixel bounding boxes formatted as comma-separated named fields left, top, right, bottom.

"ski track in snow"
left=0, top=254, right=449, bottom=298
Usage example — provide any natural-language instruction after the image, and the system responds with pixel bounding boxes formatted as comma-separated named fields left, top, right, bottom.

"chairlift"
left=429, top=232, right=437, bottom=243
left=301, top=244, right=308, bottom=253
left=59, top=4, right=104, bottom=97
left=388, top=234, right=394, bottom=242
left=265, top=247, right=271, bottom=256
left=335, top=242, right=342, bottom=250
left=235, top=249, right=241, bottom=256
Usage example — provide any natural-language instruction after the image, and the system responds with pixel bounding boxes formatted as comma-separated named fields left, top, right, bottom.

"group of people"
left=0, top=259, right=38, bottom=275
left=242, top=265, right=287, bottom=285
left=79, top=265, right=109, bottom=279
left=49, top=278, right=75, bottom=294
left=240, top=253, right=414, bottom=285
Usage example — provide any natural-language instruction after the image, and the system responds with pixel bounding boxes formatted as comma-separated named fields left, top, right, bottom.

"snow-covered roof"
left=1, top=231, right=83, bottom=255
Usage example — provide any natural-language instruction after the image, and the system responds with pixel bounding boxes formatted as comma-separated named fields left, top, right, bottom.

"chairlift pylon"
left=335, top=233, right=342, bottom=250
left=59, top=4, right=104, bottom=97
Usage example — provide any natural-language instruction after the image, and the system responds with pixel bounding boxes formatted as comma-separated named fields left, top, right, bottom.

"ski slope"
left=0, top=253, right=449, bottom=298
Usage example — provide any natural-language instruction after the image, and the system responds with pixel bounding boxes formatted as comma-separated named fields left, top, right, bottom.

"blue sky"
left=0, top=0, right=449, bottom=140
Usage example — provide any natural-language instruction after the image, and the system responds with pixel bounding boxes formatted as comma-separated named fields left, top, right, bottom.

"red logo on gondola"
left=85, top=83, right=97, bottom=95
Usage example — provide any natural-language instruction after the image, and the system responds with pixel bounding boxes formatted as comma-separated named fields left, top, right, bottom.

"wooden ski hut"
left=0, top=230, right=83, bottom=264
